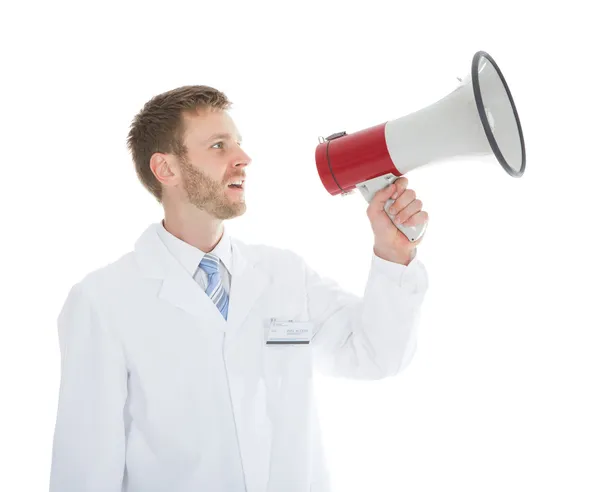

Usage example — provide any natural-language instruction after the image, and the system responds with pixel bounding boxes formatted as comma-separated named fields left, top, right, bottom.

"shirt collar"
left=156, top=219, right=233, bottom=277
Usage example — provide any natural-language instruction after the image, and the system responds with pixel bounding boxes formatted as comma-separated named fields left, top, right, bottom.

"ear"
left=150, top=153, right=177, bottom=185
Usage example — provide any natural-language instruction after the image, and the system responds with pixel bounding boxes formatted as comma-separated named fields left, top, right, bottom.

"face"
left=161, top=108, right=251, bottom=220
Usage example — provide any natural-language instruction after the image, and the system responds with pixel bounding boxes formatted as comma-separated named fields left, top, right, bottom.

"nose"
left=235, top=147, right=252, bottom=167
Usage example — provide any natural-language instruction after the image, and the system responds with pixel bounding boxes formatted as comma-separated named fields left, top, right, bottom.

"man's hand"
left=366, top=177, right=428, bottom=265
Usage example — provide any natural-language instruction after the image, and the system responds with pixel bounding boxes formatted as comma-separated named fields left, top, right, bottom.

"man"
left=49, top=85, right=429, bottom=492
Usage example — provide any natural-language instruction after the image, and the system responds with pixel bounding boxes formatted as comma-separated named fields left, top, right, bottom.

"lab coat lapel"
left=134, top=223, right=271, bottom=339
left=160, top=256, right=228, bottom=329
left=226, top=237, right=271, bottom=342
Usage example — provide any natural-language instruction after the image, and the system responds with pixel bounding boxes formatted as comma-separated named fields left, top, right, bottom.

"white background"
left=1, top=1, right=599, bottom=491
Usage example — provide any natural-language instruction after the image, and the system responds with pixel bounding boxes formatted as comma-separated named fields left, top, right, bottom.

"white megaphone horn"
left=315, top=50, right=526, bottom=243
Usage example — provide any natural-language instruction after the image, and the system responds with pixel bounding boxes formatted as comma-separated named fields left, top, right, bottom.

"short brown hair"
left=126, top=85, right=232, bottom=203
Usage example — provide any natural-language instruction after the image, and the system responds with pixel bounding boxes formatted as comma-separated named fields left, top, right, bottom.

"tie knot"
left=199, top=253, right=220, bottom=276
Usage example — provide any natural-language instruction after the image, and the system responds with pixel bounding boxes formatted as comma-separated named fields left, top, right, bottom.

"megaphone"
left=315, top=50, right=526, bottom=243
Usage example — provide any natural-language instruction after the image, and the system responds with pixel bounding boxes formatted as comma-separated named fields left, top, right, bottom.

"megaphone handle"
left=384, top=197, right=428, bottom=243
left=356, top=174, right=427, bottom=243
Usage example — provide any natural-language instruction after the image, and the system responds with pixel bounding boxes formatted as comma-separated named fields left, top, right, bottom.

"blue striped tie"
left=198, top=253, right=229, bottom=320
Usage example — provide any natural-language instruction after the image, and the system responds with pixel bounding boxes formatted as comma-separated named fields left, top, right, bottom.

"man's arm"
left=302, top=251, right=429, bottom=380
left=49, top=282, right=128, bottom=492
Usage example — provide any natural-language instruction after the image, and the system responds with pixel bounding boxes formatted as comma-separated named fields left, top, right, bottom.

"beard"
left=178, top=155, right=246, bottom=220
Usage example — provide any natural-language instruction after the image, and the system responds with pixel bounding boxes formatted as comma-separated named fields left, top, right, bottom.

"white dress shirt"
left=156, top=219, right=233, bottom=295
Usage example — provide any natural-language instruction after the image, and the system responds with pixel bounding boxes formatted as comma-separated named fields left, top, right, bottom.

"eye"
left=211, top=141, right=224, bottom=149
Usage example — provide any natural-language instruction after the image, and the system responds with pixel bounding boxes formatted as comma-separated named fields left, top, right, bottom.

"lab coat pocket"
left=262, top=340, right=313, bottom=448
left=263, top=329, right=313, bottom=389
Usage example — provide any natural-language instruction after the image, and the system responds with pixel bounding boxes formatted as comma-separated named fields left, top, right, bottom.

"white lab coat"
left=50, top=221, right=429, bottom=492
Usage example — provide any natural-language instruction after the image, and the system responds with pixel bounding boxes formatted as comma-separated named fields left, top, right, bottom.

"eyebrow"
left=205, top=132, right=243, bottom=144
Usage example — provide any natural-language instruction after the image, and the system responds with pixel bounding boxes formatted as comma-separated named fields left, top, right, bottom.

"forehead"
left=182, top=108, right=240, bottom=141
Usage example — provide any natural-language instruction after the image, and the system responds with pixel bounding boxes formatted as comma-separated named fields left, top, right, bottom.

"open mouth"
left=227, top=179, right=245, bottom=190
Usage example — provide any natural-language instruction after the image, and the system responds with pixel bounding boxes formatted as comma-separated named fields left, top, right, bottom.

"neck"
left=162, top=205, right=224, bottom=253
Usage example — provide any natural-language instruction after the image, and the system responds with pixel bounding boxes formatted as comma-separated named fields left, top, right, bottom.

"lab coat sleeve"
left=49, top=281, right=128, bottom=492
left=303, top=251, right=429, bottom=380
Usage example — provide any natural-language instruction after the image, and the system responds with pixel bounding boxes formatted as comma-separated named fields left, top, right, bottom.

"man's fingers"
left=402, top=210, right=429, bottom=227
left=389, top=189, right=417, bottom=215
left=392, top=198, right=422, bottom=225
left=372, top=177, right=408, bottom=207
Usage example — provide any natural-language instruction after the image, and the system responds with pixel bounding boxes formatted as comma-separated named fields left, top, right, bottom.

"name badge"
left=266, top=318, right=313, bottom=345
